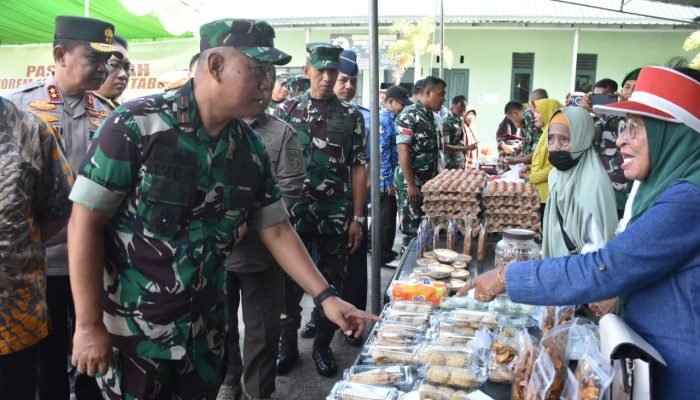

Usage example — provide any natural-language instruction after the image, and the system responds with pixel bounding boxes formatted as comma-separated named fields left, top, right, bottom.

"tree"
left=387, top=17, right=454, bottom=84
left=683, top=30, right=700, bottom=70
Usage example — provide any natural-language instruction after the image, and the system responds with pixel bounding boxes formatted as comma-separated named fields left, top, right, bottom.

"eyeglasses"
left=108, top=61, right=134, bottom=74
left=618, top=119, right=639, bottom=140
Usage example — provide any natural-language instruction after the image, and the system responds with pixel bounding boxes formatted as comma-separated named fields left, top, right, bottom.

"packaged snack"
left=436, top=318, right=476, bottom=337
left=367, top=344, right=420, bottom=365
left=343, top=365, right=417, bottom=390
left=452, top=260, right=468, bottom=269
left=440, top=296, right=489, bottom=311
left=538, top=305, right=575, bottom=335
left=446, top=219, right=458, bottom=250
left=525, top=350, right=556, bottom=400
left=433, top=332, right=474, bottom=347
left=566, top=322, right=599, bottom=361
left=391, top=280, right=447, bottom=305
left=449, top=310, right=498, bottom=330
left=391, top=300, right=435, bottom=313
left=537, top=320, right=577, bottom=400
left=488, top=326, right=519, bottom=383
left=383, top=309, right=432, bottom=326
left=373, top=330, right=425, bottom=346
left=434, top=248, right=458, bottom=264
left=416, top=381, right=459, bottom=400
left=451, top=269, right=469, bottom=280
left=574, top=336, right=614, bottom=400
left=376, top=321, right=428, bottom=337
left=432, top=225, right=442, bottom=252
left=424, top=365, right=483, bottom=390
left=511, top=330, right=540, bottom=400
left=326, top=381, right=400, bottom=400
left=429, top=264, right=454, bottom=279
left=418, top=345, right=481, bottom=368
left=561, top=369, right=580, bottom=400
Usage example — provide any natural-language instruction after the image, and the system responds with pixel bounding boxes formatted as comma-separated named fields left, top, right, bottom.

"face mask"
left=548, top=151, right=580, bottom=171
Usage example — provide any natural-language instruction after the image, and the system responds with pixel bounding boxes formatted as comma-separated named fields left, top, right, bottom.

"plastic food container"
left=326, top=381, right=400, bottom=400
left=365, top=344, right=421, bottom=365
left=434, top=249, right=459, bottom=264
left=424, top=365, right=482, bottom=389
left=343, top=365, right=417, bottom=390
left=429, top=264, right=454, bottom=279
left=391, top=300, right=435, bottom=313
left=495, top=229, right=540, bottom=270
left=418, top=345, right=481, bottom=368
left=447, top=310, right=499, bottom=330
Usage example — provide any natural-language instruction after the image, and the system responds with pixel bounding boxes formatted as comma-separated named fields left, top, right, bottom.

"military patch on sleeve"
left=286, top=147, right=303, bottom=172
left=29, top=101, right=57, bottom=111
left=47, top=85, right=61, bottom=101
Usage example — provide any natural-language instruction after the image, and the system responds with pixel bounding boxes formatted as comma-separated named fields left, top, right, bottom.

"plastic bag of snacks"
left=560, top=369, right=580, bottom=400
left=488, top=326, right=519, bottom=383
left=525, top=350, right=556, bottom=400
left=538, top=305, right=575, bottom=335
left=343, top=365, right=417, bottom=391
left=511, top=330, right=540, bottom=400
left=416, top=380, right=471, bottom=400
left=391, top=280, right=447, bottom=305
left=574, top=335, right=614, bottom=400
left=446, top=218, right=458, bottom=250
left=566, top=321, right=599, bottom=361
left=326, top=381, right=400, bottom=400
left=536, top=320, right=577, bottom=399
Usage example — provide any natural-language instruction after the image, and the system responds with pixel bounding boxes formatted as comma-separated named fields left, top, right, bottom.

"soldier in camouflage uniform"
left=442, top=96, right=472, bottom=169
left=273, top=43, right=368, bottom=377
left=67, top=20, right=375, bottom=399
left=266, top=72, right=291, bottom=115
left=286, top=74, right=311, bottom=99
left=396, top=76, right=446, bottom=251
left=8, top=16, right=122, bottom=400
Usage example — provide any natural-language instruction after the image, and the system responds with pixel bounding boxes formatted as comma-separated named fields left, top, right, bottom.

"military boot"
left=312, top=321, right=337, bottom=377
left=300, top=308, right=319, bottom=339
left=276, top=323, right=299, bottom=375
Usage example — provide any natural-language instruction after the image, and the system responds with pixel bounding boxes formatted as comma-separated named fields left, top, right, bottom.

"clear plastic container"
left=390, top=300, right=435, bottom=313
left=343, top=365, right=417, bottom=390
left=365, top=344, right=421, bottom=365
left=495, top=228, right=541, bottom=270
left=424, top=365, right=483, bottom=389
left=326, top=381, right=400, bottom=400
left=418, top=345, right=481, bottom=368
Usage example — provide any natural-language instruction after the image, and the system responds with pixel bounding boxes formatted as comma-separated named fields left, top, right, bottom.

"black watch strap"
left=313, top=285, right=338, bottom=307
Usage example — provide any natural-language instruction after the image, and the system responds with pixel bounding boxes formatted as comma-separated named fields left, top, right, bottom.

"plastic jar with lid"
left=494, top=228, right=540, bottom=271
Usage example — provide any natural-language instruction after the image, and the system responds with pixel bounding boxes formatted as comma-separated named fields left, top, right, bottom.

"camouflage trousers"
left=395, top=169, right=425, bottom=251
left=280, top=233, right=348, bottom=334
left=97, top=346, right=223, bottom=400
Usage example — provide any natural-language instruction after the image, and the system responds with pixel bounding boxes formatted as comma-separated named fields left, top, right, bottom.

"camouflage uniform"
left=521, top=108, right=542, bottom=156
left=442, top=112, right=465, bottom=169
left=395, top=100, right=440, bottom=248
left=273, top=49, right=367, bottom=338
left=286, top=74, right=311, bottom=100
left=68, top=19, right=292, bottom=399
left=595, top=115, right=631, bottom=215
left=267, top=73, right=292, bottom=115
left=223, top=113, right=305, bottom=398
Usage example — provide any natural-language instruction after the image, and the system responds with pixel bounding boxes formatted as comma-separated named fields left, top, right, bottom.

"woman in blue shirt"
left=461, top=66, right=700, bottom=399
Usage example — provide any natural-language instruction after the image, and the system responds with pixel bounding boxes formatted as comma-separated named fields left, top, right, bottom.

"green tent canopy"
left=0, top=0, right=191, bottom=45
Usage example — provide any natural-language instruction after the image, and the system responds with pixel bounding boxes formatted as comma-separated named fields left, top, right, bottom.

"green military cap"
left=54, top=16, right=122, bottom=57
left=305, top=42, right=343, bottom=70
left=276, top=72, right=292, bottom=84
left=199, top=19, right=291, bottom=66
left=288, top=74, right=311, bottom=94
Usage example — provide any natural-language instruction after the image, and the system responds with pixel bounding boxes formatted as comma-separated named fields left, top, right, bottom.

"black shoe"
left=343, top=334, right=363, bottom=347
left=312, top=345, right=338, bottom=377
left=300, top=320, right=317, bottom=339
left=276, top=336, right=299, bottom=375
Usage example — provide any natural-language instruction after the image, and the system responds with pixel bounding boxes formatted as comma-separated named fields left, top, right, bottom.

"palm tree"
left=387, top=17, right=454, bottom=84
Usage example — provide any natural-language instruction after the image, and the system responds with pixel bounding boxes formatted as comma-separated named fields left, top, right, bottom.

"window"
left=511, top=53, right=534, bottom=103
left=575, top=54, right=598, bottom=92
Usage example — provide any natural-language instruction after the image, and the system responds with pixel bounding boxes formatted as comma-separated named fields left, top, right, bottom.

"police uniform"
left=68, top=19, right=292, bottom=399
left=7, top=16, right=121, bottom=400
left=273, top=43, right=367, bottom=377
left=223, top=113, right=305, bottom=399
left=395, top=99, right=440, bottom=249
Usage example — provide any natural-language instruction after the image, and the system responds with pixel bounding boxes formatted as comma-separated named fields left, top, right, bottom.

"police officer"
left=220, top=77, right=306, bottom=399
left=94, top=35, right=131, bottom=110
left=274, top=43, right=368, bottom=377
left=267, top=72, right=291, bottom=114
left=8, top=15, right=121, bottom=400
left=395, top=76, right=446, bottom=253
left=67, top=19, right=375, bottom=399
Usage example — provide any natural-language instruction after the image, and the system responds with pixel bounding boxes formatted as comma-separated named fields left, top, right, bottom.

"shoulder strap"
left=555, top=203, right=580, bottom=255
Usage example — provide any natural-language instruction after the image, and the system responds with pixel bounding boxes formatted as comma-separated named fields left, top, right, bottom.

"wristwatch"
left=313, top=285, right=338, bottom=307
left=353, top=215, right=366, bottom=224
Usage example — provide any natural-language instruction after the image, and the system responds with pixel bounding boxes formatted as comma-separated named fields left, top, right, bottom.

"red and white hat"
left=594, top=66, right=700, bottom=133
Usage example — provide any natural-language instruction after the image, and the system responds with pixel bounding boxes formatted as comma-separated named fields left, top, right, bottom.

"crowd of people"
left=0, top=12, right=698, bottom=400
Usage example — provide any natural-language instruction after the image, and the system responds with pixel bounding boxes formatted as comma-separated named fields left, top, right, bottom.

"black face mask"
left=548, top=151, right=580, bottom=171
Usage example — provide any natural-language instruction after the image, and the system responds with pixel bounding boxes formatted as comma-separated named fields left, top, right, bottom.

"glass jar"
left=495, top=229, right=540, bottom=270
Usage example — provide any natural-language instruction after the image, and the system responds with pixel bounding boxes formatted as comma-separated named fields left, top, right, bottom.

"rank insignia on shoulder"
left=85, top=93, right=95, bottom=109
left=90, top=119, right=102, bottom=128
left=47, top=85, right=61, bottom=102
left=38, top=112, right=60, bottom=123
left=29, top=101, right=57, bottom=111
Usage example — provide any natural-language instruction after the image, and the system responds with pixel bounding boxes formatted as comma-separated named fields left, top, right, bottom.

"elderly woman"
left=461, top=66, right=700, bottom=398
left=542, top=107, right=618, bottom=257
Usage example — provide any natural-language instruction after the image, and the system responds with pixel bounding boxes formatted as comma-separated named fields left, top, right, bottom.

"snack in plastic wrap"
left=452, top=260, right=467, bottom=269
left=574, top=336, right=614, bottom=400
left=368, top=344, right=420, bottom=365
left=525, top=349, right=556, bottom=400
left=326, top=381, right=400, bottom=400
left=511, top=330, right=541, bottom=400
left=446, top=219, right=458, bottom=250
left=488, top=326, right=519, bottom=383
left=424, top=365, right=482, bottom=389
left=429, top=264, right=454, bottom=279
left=434, top=248, right=459, bottom=264
left=536, top=320, right=577, bottom=399
left=383, top=309, right=432, bottom=326
left=450, top=310, right=498, bottom=330
left=377, top=321, right=428, bottom=337
left=434, top=332, right=474, bottom=347
left=391, top=300, right=435, bottom=313
left=440, top=296, right=489, bottom=311
left=539, top=305, right=575, bottom=335
left=450, top=269, right=469, bottom=280
left=448, top=279, right=467, bottom=293
left=418, top=346, right=480, bottom=368
left=343, top=365, right=417, bottom=390
left=391, top=280, right=446, bottom=305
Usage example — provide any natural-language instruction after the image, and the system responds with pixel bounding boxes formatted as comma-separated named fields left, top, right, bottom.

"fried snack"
left=434, top=332, right=473, bottom=347
left=491, top=341, right=518, bottom=364
left=370, top=346, right=417, bottom=365
left=540, top=324, right=573, bottom=400
left=512, top=345, right=540, bottom=400
left=449, top=368, right=480, bottom=389
left=426, top=366, right=451, bottom=384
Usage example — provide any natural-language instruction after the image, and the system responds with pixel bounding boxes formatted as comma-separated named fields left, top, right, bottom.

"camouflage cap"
left=54, top=16, right=122, bottom=57
left=199, top=19, right=291, bottom=66
left=276, top=72, right=292, bottom=84
left=288, top=74, right=311, bottom=94
left=305, top=42, right=343, bottom=70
